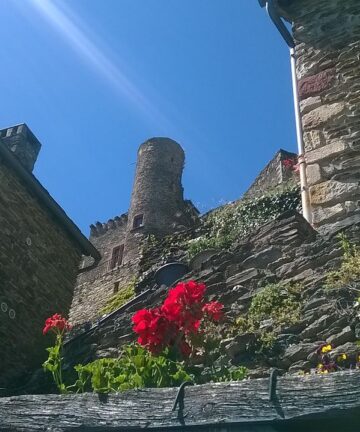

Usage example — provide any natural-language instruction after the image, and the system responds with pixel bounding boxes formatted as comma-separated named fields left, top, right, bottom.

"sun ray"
left=26, top=0, right=173, bottom=129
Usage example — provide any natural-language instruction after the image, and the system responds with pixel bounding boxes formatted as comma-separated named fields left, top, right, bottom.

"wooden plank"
left=0, top=370, right=359, bottom=431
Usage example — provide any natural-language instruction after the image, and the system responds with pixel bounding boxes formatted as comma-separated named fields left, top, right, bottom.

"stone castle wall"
left=69, top=214, right=134, bottom=325
left=243, top=149, right=298, bottom=199
left=0, top=159, right=83, bottom=393
left=280, top=0, right=360, bottom=229
left=69, top=138, right=199, bottom=325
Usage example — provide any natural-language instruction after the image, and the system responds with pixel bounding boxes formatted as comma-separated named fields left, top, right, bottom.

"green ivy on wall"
left=99, top=279, right=136, bottom=316
left=188, top=184, right=300, bottom=259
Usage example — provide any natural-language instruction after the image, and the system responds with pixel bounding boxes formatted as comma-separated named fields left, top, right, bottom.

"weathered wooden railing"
left=0, top=370, right=359, bottom=431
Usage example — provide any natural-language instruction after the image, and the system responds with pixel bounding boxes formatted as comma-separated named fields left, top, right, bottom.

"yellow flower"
left=337, top=353, right=347, bottom=362
left=321, top=344, right=332, bottom=353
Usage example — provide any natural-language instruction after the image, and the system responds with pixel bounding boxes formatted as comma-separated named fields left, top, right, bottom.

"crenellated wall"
left=0, top=124, right=41, bottom=172
left=278, top=0, right=360, bottom=229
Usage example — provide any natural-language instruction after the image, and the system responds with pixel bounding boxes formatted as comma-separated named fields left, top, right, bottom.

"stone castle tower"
left=124, top=137, right=195, bottom=261
left=70, top=137, right=199, bottom=324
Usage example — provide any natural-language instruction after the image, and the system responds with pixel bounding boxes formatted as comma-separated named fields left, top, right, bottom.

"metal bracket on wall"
left=172, top=381, right=194, bottom=412
left=269, top=368, right=279, bottom=401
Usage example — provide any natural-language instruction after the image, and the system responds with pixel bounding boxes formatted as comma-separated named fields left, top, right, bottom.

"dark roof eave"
left=258, top=0, right=295, bottom=9
left=0, top=139, right=100, bottom=261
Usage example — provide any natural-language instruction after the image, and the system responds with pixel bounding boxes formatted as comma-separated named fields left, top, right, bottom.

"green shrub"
left=188, top=184, right=300, bottom=259
left=74, top=344, right=191, bottom=393
left=187, top=237, right=223, bottom=260
left=73, top=343, right=248, bottom=393
left=248, top=282, right=302, bottom=328
left=99, top=280, right=136, bottom=315
left=326, top=233, right=360, bottom=289
left=235, top=282, right=302, bottom=349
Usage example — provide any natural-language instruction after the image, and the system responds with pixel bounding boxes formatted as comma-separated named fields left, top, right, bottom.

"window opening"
left=113, top=281, right=120, bottom=293
left=133, top=214, right=144, bottom=229
left=109, top=244, right=124, bottom=270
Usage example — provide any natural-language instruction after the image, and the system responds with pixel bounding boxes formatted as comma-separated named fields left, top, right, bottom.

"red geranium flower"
left=43, top=313, right=71, bottom=335
left=202, top=301, right=224, bottom=321
left=131, top=280, right=224, bottom=358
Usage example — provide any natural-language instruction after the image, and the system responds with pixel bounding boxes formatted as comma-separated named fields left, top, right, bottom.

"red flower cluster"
left=202, top=301, right=224, bottom=321
left=43, top=313, right=72, bottom=335
left=132, top=281, right=223, bottom=355
left=282, top=158, right=299, bottom=173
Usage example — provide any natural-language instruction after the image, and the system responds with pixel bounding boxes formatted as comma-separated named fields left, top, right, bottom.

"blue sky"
left=0, top=0, right=296, bottom=234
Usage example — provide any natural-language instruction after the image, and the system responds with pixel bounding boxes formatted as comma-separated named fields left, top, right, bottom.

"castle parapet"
left=0, top=124, right=41, bottom=172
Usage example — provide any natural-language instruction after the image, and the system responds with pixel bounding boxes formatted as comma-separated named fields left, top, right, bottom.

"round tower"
left=124, top=137, right=193, bottom=262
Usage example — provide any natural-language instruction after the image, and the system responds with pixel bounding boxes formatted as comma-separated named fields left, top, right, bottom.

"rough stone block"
left=329, top=342, right=359, bottom=363
left=302, top=297, right=328, bottom=313
left=312, top=203, right=345, bottom=225
left=306, top=140, right=347, bottom=164
left=302, top=103, right=345, bottom=130
left=300, top=314, right=338, bottom=339
left=303, top=130, right=326, bottom=152
left=313, top=201, right=358, bottom=225
left=310, top=180, right=360, bottom=205
left=288, top=360, right=313, bottom=373
left=241, top=246, right=282, bottom=269
left=298, top=69, right=336, bottom=99
left=300, top=96, right=322, bottom=115
left=225, top=268, right=259, bottom=287
left=282, top=342, right=320, bottom=366
left=306, top=163, right=322, bottom=186
left=327, top=326, right=355, bottom=346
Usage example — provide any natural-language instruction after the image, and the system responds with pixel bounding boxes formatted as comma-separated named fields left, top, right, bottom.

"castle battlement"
left=90, top=213, right=128, bottom=238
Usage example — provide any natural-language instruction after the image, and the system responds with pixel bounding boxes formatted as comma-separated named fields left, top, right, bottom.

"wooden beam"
left=0, top=370, right=359, bottom=431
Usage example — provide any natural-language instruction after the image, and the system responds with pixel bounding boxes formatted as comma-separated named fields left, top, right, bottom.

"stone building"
left=243, top=148, right=298, bottom=198
left=1, top=0, right=360, bottom=428
left=275, top=0, right=360, bottom=229
left=0, top=124, right=99, bottom=394
left=69, top=137, right=199, bottom=325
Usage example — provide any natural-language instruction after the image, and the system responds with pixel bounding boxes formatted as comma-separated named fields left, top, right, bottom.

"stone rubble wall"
left=282, top=0, right=360, bottom=229
left=0, top=159, right=83, bottom=393
left=42, top=210, right=358, bottom=396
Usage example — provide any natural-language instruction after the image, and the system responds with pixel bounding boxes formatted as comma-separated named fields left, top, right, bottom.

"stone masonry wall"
left=124, top=138, right=197, bottom=262
left=0, top=158, right=83, bottom=393
left=281, top=0, right=360, bottom=229
left=69, top=214, right=136, bottom=325
left=243, top=149, right=298, bottom=199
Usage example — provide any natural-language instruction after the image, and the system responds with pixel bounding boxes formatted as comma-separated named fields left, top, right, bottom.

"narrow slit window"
left=133, top=214, right=144, bottom=229
left=113, top=281, right=120, bottom=294
left=109, top=244, right=124, bottom=270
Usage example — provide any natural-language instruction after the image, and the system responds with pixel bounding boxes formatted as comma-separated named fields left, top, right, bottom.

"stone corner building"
left=0, top=124, right=99, bottom=393
left=277, top=0, right=360, bottom=230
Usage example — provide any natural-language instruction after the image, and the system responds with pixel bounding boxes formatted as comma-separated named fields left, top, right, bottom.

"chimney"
left=0, top=124, right=41, bottom=172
